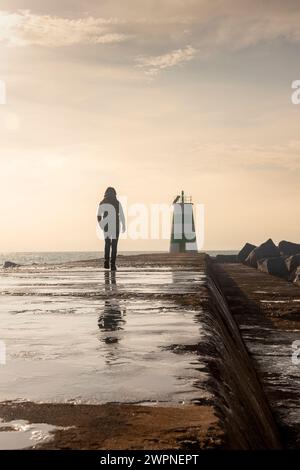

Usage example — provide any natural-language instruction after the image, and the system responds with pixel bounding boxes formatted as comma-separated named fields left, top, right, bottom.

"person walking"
left=97, top=187, right=125, bottom=271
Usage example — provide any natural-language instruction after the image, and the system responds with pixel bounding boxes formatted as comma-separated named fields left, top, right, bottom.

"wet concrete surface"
left=211, top=261, right=300, bottom=448
left=0, top=254, right=224, bottom=449
left=0, top=401, right=220, bottom=450
left=0, top=253, right=293, bottom=449
left=0, top=263, right=208, bottom=405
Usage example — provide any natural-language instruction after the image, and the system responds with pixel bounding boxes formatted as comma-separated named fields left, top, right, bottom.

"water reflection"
left=98, top=271, right=126, bottom=347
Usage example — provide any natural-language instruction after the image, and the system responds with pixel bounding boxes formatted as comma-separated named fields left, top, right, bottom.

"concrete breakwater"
left=201, top=267, right=281, bottom=448
left=211, top=260, right=300, bottom=448
left=0, top=253, right=291, bottom=449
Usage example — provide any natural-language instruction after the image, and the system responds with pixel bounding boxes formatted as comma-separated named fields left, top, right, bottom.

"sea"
left=0, top=251, right=238, bottom=266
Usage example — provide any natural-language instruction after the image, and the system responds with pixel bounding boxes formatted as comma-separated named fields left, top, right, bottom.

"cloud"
left=0, top=10, right=130, bottom=46
left=136, top=45, right=196, bottom=76
left=2, top=4, right=300, bottom=56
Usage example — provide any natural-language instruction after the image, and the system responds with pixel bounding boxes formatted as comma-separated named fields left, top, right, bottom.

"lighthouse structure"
left=169, top=190, right=198, bottom=253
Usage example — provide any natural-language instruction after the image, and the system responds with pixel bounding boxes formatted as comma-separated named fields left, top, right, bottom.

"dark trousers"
left=104, top=235, right=119, bottom=266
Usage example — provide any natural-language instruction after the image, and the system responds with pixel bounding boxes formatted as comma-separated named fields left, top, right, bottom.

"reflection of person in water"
left=98, top=271, right=126, bottom=345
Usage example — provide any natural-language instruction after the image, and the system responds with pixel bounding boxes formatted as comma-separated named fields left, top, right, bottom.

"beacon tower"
left=170, top=191, right=198, bottom=253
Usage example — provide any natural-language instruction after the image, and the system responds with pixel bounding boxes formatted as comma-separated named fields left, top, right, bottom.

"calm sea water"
left=0, top=251, right=238, bottom=266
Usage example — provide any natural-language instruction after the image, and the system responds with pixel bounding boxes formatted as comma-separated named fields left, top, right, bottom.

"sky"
left=0, top=0, right=299, bottom=252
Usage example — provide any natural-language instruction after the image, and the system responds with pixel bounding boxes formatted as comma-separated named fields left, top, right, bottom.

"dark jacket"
left=97, top=196, right=125, bottom=238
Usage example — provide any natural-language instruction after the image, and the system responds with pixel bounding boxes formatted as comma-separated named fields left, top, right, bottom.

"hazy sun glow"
left=0, top=0, right=299, bottom=252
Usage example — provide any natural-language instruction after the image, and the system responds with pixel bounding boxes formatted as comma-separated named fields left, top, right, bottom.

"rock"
left=257, top=257, right=289, bottom=279
left=285, top=254, right=300, bottom=273
left=278, top=240, right=300, bottom=256
left=238, top=243, right=256, bottom=263
left=245, top=239, right=280, bottom=268
left=215, top=254, right=238, bottom=263
left=3, top=261, right=19, bottom=269
left=293, top=267, right=300, bottom=286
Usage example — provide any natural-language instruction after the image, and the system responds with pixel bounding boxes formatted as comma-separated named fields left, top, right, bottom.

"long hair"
left=104, top=187, right=117, bottom=199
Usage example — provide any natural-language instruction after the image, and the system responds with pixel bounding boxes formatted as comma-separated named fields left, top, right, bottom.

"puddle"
left=0, top=419, right=63, bottom=449
left=0, top=268, right=209, bottom=405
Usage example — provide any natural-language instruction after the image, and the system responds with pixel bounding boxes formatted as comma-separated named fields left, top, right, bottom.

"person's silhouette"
left=97, top=187, right=125, bottom=271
